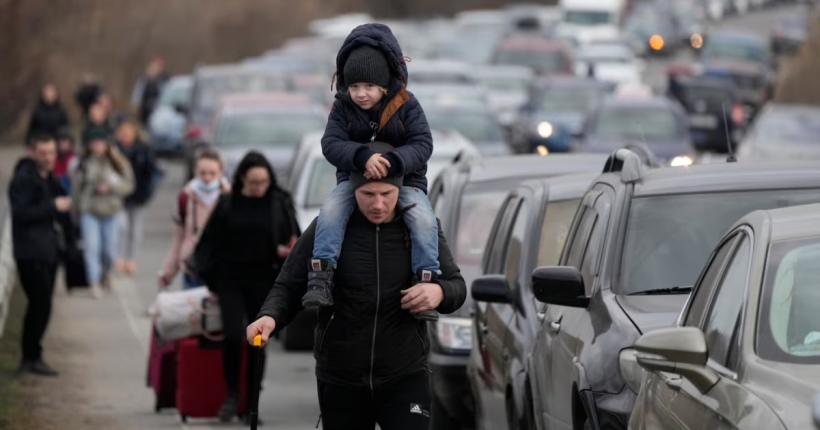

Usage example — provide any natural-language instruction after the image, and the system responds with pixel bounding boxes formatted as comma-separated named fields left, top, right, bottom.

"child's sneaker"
left=413, top=270, right=440, bottom=322
left=303, top=259, right=334, bottom=307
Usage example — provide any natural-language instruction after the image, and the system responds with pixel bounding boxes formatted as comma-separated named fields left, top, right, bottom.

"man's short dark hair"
left=28, top=134, right=55, bottom=148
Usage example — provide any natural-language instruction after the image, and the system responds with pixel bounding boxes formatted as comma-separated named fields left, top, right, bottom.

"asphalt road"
left=14, top=4, right=800, bottom=430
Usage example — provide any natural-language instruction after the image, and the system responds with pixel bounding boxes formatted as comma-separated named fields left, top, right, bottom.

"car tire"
left=430, top=393, right=461, bottom=430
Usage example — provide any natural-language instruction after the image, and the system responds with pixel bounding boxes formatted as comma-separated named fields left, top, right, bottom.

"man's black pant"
left=17, top=260, right=58, bottom=362
left=217, top=283, right=270, bottom=396
left=317, top=371, right=431, bottom=430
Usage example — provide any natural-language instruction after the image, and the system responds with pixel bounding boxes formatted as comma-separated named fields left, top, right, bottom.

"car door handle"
left=549, top=321, right=561, bottom=333
left=664, top=377, right=683, bottom=391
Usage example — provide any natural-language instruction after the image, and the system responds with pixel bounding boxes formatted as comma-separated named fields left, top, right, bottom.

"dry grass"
left=774, top=8, right=820, bottom=105
left=0, top=0, right=551, bottom=141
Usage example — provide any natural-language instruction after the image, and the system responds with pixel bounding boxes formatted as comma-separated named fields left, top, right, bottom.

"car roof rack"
left=602, top=148, right=645, bottom=183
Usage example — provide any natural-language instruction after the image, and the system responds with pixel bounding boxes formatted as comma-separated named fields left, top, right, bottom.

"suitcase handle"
left=249, top=335, right=263, bottom=430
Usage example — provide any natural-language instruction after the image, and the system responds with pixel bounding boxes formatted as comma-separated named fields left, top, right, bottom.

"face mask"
left=192, top=178, right=221, bottom=192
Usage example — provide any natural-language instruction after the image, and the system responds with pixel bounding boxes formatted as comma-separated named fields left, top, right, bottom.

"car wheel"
left=430, top=393, right=461, bottom=430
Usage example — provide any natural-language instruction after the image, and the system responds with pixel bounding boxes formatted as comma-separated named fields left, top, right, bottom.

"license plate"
left=690, top=114, right=718, bottom=129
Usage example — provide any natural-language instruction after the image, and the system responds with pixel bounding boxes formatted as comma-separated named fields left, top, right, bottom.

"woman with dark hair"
left=71, top=129, right=134, bottom=298
left=191, top=151, right=300, bottom=423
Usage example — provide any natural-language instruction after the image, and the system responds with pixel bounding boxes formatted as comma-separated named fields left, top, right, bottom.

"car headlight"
left=537, top=121, right=554, bottom=138
left=436, top=317, right=472, bottom=351
left=619, top=348, right=645, bottom=394
left=670, top=155, right=693, bottom=167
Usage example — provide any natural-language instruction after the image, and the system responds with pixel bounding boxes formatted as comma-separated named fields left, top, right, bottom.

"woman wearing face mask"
left=191, top=151, right=300, bottom=423
left=71, top=130, right=135, bottom=299
left=158, top=149, right=229, bottom=290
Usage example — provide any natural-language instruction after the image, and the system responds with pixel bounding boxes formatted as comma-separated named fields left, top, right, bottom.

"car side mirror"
left=634, top=327, right=719, bottom=394
left=471, top=275, right=511, bottom=304
left=532, top=266, right=589, bottom=308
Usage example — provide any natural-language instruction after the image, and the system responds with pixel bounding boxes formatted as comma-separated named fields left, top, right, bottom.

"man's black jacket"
left=258, top=210, right=467, bottom=389
left=9, top=158, right=73, bottom=263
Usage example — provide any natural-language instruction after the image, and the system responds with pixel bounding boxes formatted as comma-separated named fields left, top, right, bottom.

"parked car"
left=468, top=170, right=605, bottom=430
left=209, top=98, right=327, bottom=185
left=513, top=77, right=615, bottom=154
left=666, top=74, right=746, bottom=153
left=287, top=129, right=481, bottom=232
left=474, top=65, right=536, bottom=128
left=424, top=103, right=512, bottom=157
left=577, top=96, right=694, bottom=164
left=524, top=150, right=820, bottom=430
left=574, top=41, right=645, bottom=84
left=148, top=75, right=192, bottom=157
left=771, top=13, right=809, bottom=56
left=492, top=36, right=575, bottom=77
left=629, top=202, right=820, bottom=430
left=738, top=103, right=820, bottom=161
left=426, top=153, right=610, bottom=430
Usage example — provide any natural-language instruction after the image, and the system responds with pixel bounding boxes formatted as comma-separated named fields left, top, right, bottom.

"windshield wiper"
left=628, top=286, right=693, bottom=296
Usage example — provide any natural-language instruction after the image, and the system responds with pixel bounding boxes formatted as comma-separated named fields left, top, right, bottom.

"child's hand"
left=365, top=154, right=390, bottom=179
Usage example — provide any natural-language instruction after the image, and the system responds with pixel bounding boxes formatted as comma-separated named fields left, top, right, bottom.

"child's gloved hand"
left=365, top=154, right=391, bottom=179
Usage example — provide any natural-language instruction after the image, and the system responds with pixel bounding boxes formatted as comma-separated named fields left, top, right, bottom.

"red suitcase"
left=147, top=329, right=178, bottom=412
left=176, top=337, right=248, bottom=422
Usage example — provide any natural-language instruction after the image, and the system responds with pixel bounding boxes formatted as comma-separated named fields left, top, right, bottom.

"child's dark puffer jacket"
left=321, top=23, right=434, bottom=194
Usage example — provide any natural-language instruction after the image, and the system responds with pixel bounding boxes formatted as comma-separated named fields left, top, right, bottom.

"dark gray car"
left=525, top=152, right=820, bottom=430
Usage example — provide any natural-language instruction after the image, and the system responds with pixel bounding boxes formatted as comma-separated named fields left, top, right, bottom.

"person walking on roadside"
left=191, top=151, right=299, bottom=423
left=26, top=84, right=69, bottom=143
left=75, top=74, right=103, bottom=121
left=114, top=119, right=158, bottom=275
left=71, top=130, right=134, bottom=298
left=302, top=24, right=441, bottom=323
left=82, top=103, right=114, bottom=147
left=9, top=135, right=75, bottom=376
left=131, top=56, right=169, bottom=126
left=246, top=142, right=467, bottom=430
left=159, top=149, right=229, bottom=290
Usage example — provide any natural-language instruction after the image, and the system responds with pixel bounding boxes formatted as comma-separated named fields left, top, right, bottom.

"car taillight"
left=731, top=103, right=745, bottom=125
left=185, top=126, right=201, bottom=139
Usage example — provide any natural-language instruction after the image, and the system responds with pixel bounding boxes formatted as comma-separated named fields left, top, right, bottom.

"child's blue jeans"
left=313, top=181, right=440, bottom=273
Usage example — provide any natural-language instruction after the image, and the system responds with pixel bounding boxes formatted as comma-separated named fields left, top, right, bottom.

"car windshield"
left=703, top=70, right=762, bottom=90
left=157, top=81, right=192, bottom=108
left=455, top=181, right=519, bottom=271
left=758, top=237, right=820, bottom=364
left=214, top=113, right=325, bottom=147
left=751, top=110, right=820, bottom=145
left=195, top=73, right=289, bottom=112
left=413, top=72, right=474, bottom=85
left=305, top=158, right=338, bottom=207
left=539, top=86, right=607, bottom=112
left=494, top=49, right=568, bottom=73
left=578, top=46, right=633, bottom=64
left=426, top=110, right=504, bottom=142
left=593, top=107, right=681, bottom=139
left=619, top=189, right=820, bottom=295
left=701, top=39, right=770, bottom=65
left=564, top=10, right=613, bottom=25
left=413, top=92, right=486, bottom=107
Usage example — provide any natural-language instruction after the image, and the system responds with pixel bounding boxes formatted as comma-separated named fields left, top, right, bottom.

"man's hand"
left=246, top=316, right=277, bottom=346
left=54, top=197, right=71, bottom=212
left=401, top=283, right=444, bottom=314
left=364, top=154, right=390, bottom=180
left=157, top=274, right=170, bottom=288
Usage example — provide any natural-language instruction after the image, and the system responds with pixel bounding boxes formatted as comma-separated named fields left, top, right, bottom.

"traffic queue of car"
left=136, top=0, right=820, bottom=428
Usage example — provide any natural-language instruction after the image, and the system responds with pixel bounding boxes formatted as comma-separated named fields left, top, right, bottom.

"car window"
left=565, top=204, right=597, bottom=269
left=593, top=107, right=682, bottom=140
left=702, top=236, right=751, bottom=369
left=758, top=237, right=820, bottom=364
left=537, top=87, right=607, bottom=113
left=684, top=235, right=739, bottom=328
left=579, top=194, right=611, bottom=294
left=536, top=199, right=582, bottom=267
left=157, top=81, right=192, bottom=108
left=494, top=49, right=569, bottom=74
left=426, top=110, right=504, bottom=142
left=503, top=200, right=531, bottom=287
left=305, top=159, right=338, bottom=207
left=214, top=113, right=325, bottom=147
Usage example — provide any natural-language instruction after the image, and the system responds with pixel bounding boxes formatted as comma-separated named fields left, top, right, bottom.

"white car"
left=574, top=41, right=645, bottom=85
left=288, top=130, right=481, bottom=232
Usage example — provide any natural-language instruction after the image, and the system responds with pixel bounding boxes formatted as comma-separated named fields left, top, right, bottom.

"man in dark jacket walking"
left=75, top=74, right=103, bottom=121
left=9, top=135, right=74, bottom=376
left=26, top=84, right=69, bottom=143
left=246, top=143, right=467, bottom=430
left=131, top=56, right=169, bottom=125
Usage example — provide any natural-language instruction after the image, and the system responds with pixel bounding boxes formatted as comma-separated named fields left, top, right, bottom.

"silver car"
left=629, top=203, right=820, bottom=430
left=737, top=103, right=820, bottom=161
